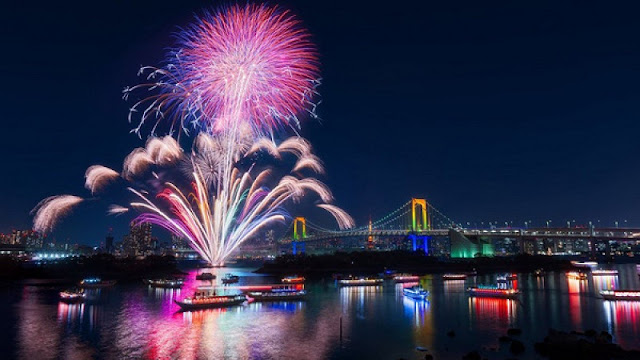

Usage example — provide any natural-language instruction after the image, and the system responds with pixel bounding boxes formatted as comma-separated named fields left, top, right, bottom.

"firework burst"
left=34, top=135, right=353, bottom=266
left=32, top=195, right=84, bottom=233
left=124, top=4, right=320, bottom=136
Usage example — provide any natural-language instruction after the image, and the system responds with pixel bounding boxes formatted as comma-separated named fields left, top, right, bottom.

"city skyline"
left=3, top=1, right=640, bottom=244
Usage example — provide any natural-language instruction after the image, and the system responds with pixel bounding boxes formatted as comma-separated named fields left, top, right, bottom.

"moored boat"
left=221, top=273, right=240, bottom=284
left=443, top=273, right=467, bottom=280
left=281, top=276, right=305, bottom=284
left=467, top=286, right=519, bottom=298
left=600, top=290, right=640, bottom=301
left=79, top=278, right=117, bottom=288
left=592, top=269, right=618, bottom=276
left=393, top=274, right=420, bottom=283
left=566, top=271, right=588, bottom=280
left=195, top=272, right=216, bottom=281
left=571, top=261, right=598, bottom=268
left=175, top=290, right=247, bottom=310
left=144, top=278, right=184, bottom=288
left=403, top=285, right=429, bottom=300
left=534, top=268, right=545, bottom=277
left=338, top=276, right=383, bottom=286
left=248, top=289, right=307, bottom=301
left=59, top=289, right=86, bottom=302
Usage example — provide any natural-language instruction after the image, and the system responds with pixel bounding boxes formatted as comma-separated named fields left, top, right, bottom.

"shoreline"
left=255, top=251, right=590, bottom=278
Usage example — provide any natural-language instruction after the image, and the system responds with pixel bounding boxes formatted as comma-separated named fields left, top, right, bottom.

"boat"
left=591, top=269, right=618, bottom=276
left=534, top=268, right=545, bottom=277
left=248, top=289, right=307, bottom=301
left=403, top=285, right=429, bottom=300
left=443, top=273, right=467, bottom=280
left=221, top=273, right=240, bottom=284
left=393, top=274, right=420, bottom=283
left=467, top=286, right=520, bottom=298
left=59, top=289, right=86, bottom=302
left=571, top=261, right=598, bottom=268
left=195, top=272, right=216, bottom=281
left=175, top=290, right=247, bottom=310
left=566, top=271, right=588, bottom=280
left=79, top=278, right=117, bottom=288
left=600, top=290, right=640, bottom=301
left=383, top=269, right=398, bottom=279
left=500, top=273, right=518, bottom=281
left=281, top=276, right=305, bottom=283
left=144, top=278, right=184, bottom=288
left=338, top=276, right=383, bottom=286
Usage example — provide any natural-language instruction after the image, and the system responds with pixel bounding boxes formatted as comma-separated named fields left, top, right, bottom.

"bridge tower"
left=410, top=198, right=430, bottom=254
left=367, top=217, right=374, bottom=250
left=411, top=198, right=430, bottom=231
left=292, top=217, right=306, bottom=255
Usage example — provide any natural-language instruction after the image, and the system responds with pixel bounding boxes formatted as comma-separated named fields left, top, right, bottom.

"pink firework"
left=125, top=4, right=320, bottom=136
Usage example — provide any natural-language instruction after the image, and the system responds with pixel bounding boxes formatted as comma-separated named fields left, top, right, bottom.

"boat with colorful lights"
left=443, top=273, right=467, bottom=280
left=467, top=286, right=520, bottom=298
left=403, top=285, right=429, bottom=300
left=281, top=276, right=305, bottom=284
left=248, top=289, right=307, bottom=301
left=393, top=274, right=420, bottom=283
left=221, top=273, right=240, bottom=284
left=175, top=290, right=247, bottom=310
left=567, top=271, right=587, bottom=280
left=591, top=269, right=618, bottom=276
left=144, top=278, right=184, bottom=288
left=338, top=276, right=383, bottom=286
left=79, top=278, right=117, bottom=288
left=59, top=289, right=86, bottom=302
left=195, top=272, right=216, bottom=281
left=566, top=271, right=588, bottom=280
left=499, top=273, right=518, bottom=281
left=571, top=261, right=598, bottom=268
left=600, top=290, right=640, bottom=301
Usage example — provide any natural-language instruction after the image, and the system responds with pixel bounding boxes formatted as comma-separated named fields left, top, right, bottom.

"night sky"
left=3, top=1, right=640, bottom=244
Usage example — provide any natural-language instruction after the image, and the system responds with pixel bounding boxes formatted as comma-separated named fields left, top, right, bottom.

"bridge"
left=281, top=199, right=640, bottom=257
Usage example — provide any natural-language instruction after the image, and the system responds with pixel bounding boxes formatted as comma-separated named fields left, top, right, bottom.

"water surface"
left=3, top=264, right=640, bottom=359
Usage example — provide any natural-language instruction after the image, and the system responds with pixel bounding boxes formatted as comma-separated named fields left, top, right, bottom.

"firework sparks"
left=108, top=204, right=129, bottom=216
left=32, top=195, right=84, bottom=233
left=85, top=165, right=119, bottom=194
left=293, top=154, right=324, bottom=174
left=316, top=204, right=354, bottom=230
left=122, top=148, right=154, bottom=180
left=124, top=4, right=319, bottom=136
left=145, top=136, right=182, bottom=165
left=128, top=136, right=349, bottom=266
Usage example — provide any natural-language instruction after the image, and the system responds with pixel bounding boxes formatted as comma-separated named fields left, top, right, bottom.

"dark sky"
left=2, top=1, right=640, bottom=244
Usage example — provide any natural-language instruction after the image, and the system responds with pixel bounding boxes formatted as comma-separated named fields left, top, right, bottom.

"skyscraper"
left=122, top=222, right=152, bottom=256
left=105, top=229, right=114, bottom=254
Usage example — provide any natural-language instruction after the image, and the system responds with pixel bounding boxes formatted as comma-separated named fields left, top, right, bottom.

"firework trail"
left=128, top=134, right=352, bottom=265
left=32, top=195, right=84, bottom=233
left=85, top=165, right=119, bottom=194
left=122, top=136, right=183, bottom=180
left=316, top=204, right=354, bottom=231
left=108, top=204, right=129, bottom=216
left=124, top=4, right=319, bottom=136
left=34, top=134, right=352, bottom=266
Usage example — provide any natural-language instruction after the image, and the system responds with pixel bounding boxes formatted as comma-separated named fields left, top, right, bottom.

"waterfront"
left=0, top=263, right=638, bottom=359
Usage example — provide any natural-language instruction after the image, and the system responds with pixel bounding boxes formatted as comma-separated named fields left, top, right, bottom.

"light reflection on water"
left=9, top=264, right=640, bottom=359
